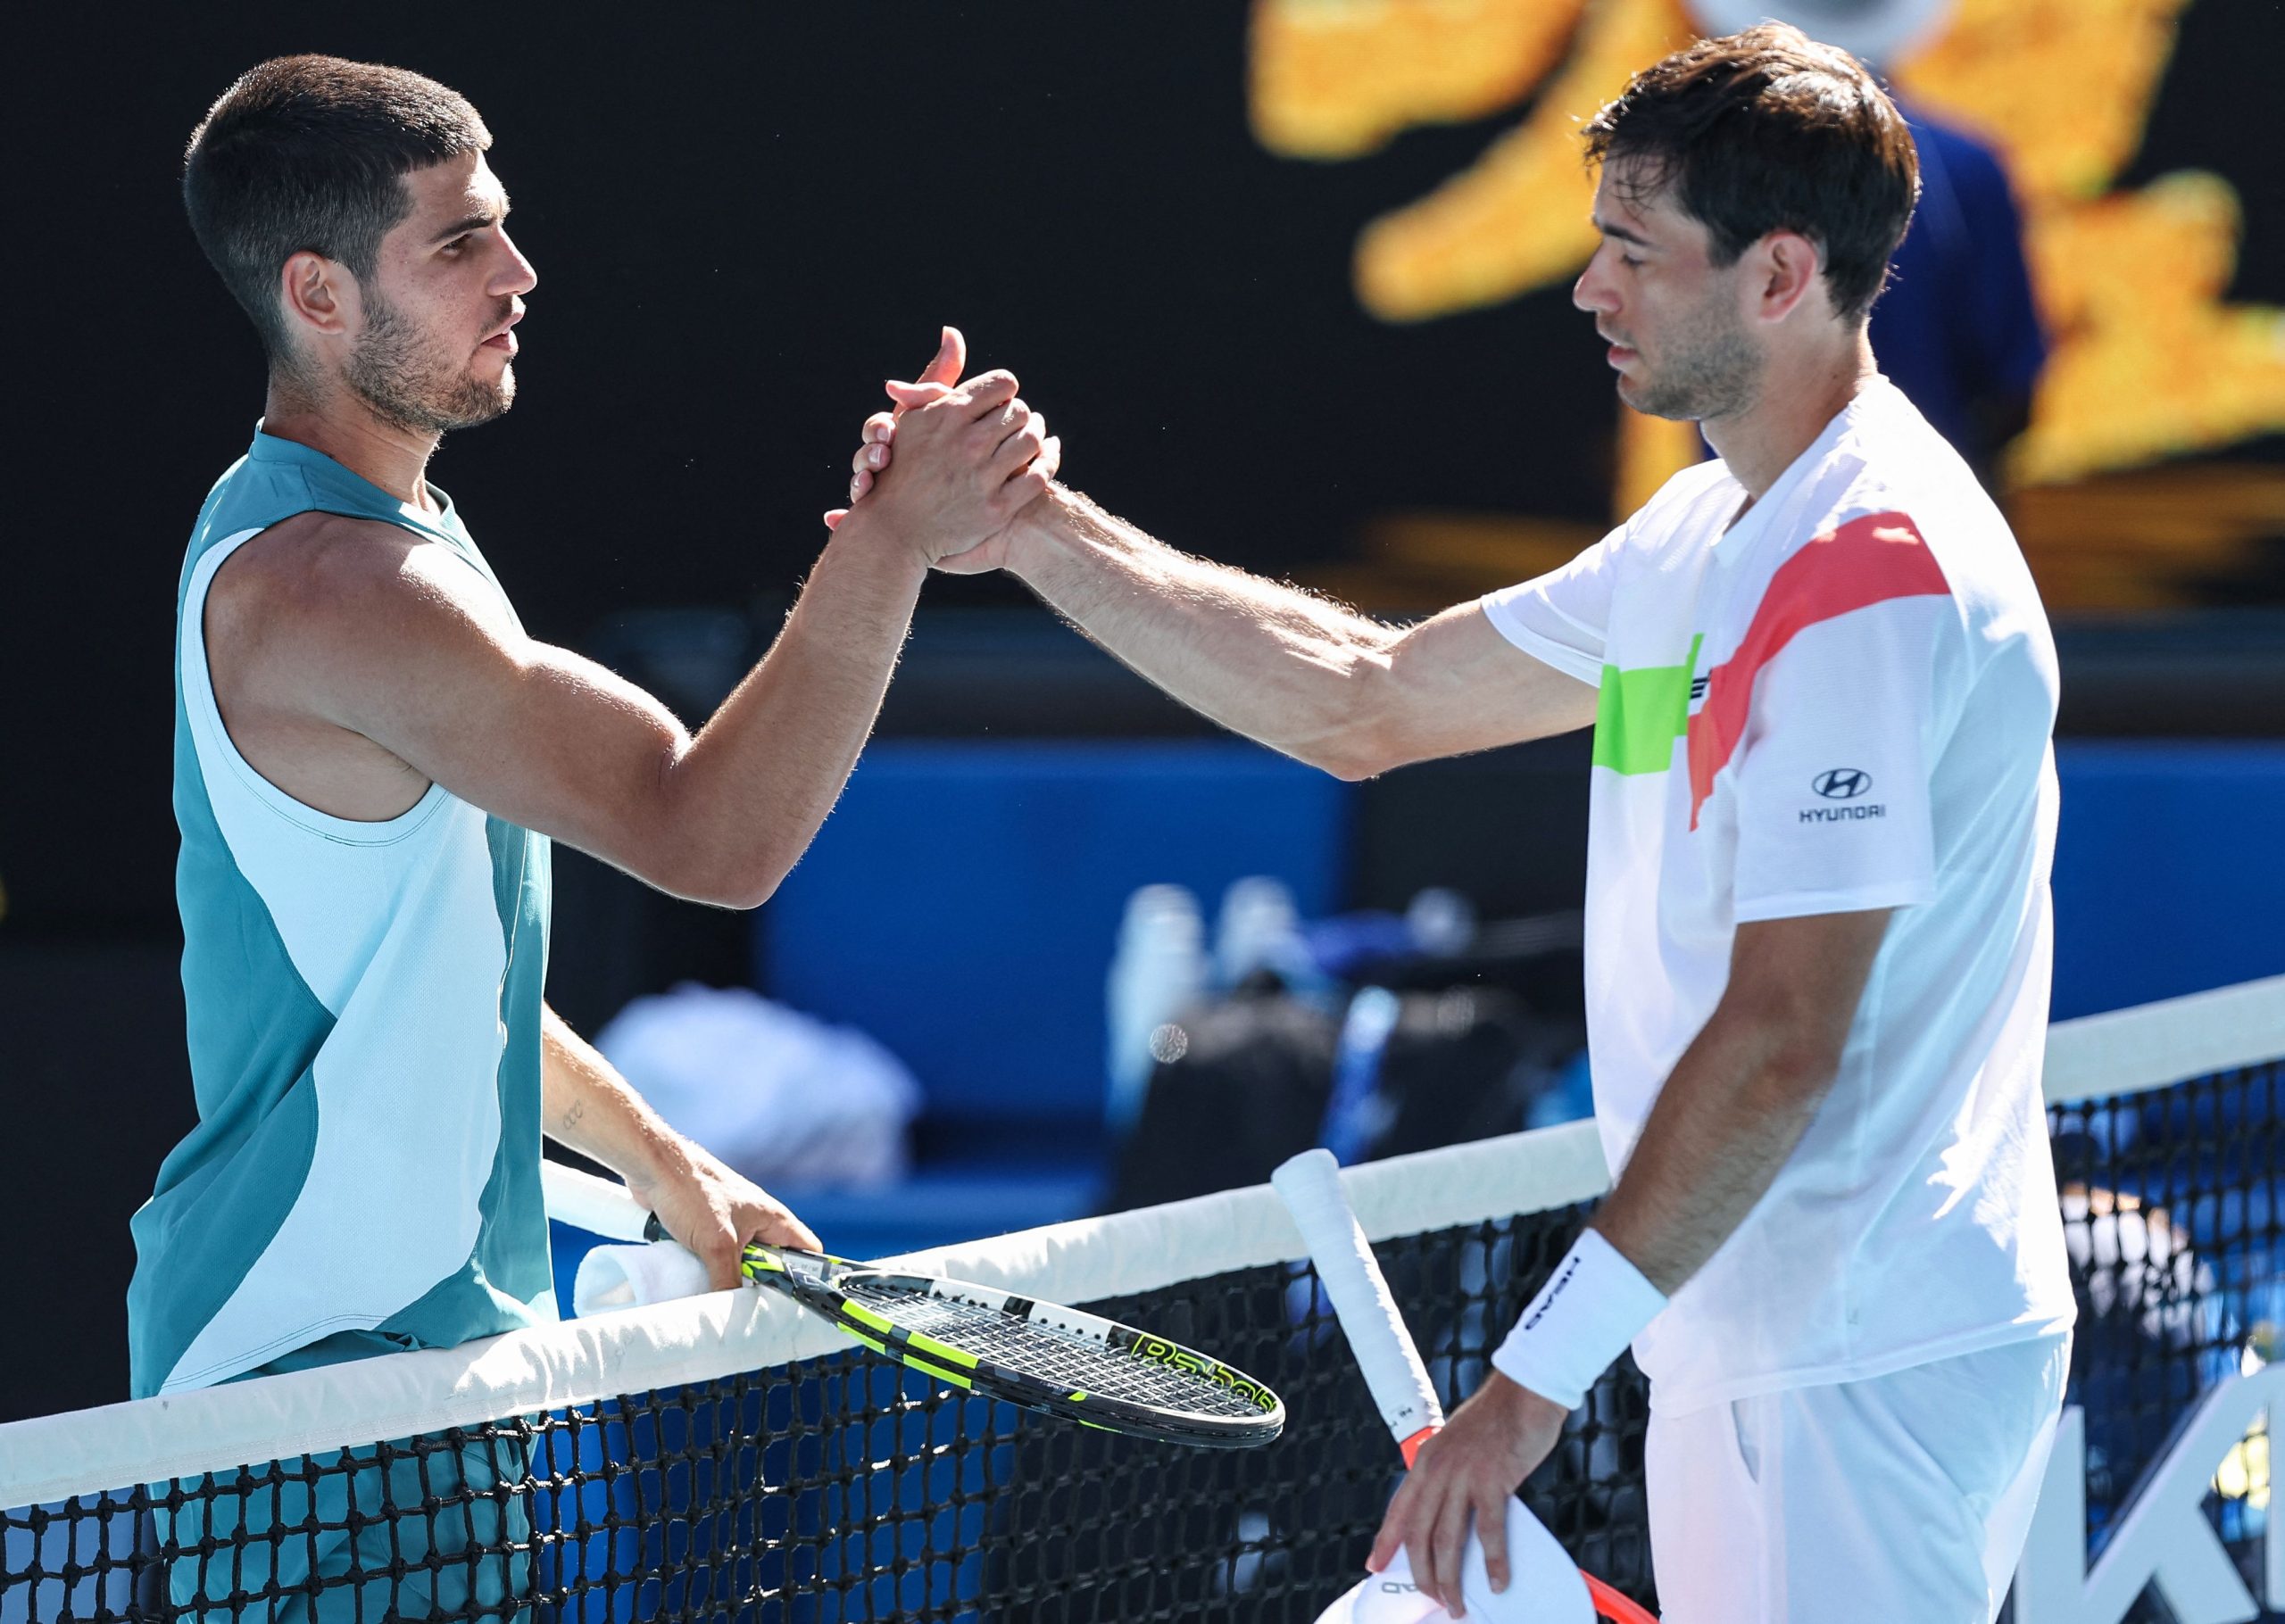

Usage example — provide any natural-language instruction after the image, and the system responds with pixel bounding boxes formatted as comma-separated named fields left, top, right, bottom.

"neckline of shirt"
left=1708, top=375, right=1899, bottom=560
left=246, top=420, right=463, bottom=539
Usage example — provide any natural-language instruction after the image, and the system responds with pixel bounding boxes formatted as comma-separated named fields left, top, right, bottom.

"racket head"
left=745, top=1245, right=1285, bottom=1447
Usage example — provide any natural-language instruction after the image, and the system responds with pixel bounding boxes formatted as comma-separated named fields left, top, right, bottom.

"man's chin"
left=1615, top=375, right=1695, bottom=423
left=439, top=376, right=515, bottom=432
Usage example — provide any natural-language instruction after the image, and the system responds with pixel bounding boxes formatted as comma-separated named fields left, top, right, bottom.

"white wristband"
left=1491, top=1228, right=1667, bottom=1410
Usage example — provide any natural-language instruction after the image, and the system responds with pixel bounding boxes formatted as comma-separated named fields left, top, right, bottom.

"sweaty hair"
left=1582, top=24, right=1919, bottom=322
left=183, top=56, right=491, bottom=361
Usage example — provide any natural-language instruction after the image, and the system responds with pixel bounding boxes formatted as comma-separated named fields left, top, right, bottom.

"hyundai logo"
left=1813, top=768, right=1873, bottom=800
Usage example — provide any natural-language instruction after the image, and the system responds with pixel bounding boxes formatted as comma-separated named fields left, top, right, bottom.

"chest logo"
left=1812, top=767, right=1873, bottom=800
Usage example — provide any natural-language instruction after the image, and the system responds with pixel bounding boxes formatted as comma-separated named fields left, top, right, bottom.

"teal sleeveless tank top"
left=129, top=425, right=554, bottom=1396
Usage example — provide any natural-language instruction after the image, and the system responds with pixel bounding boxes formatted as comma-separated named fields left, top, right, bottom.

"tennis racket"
left=542, top=1160, right=1284, bottom=1448
left=1272, top=1149, right=1657, bottom=1624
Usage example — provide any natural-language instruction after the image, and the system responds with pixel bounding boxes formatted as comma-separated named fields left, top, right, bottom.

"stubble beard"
left=345, top=291, right=516, bottom=436
left=1621, top=302, right=1761, bottom=425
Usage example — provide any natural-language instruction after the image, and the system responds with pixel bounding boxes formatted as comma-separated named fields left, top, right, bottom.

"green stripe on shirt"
left=1592, top=634, right=1702, bottom=775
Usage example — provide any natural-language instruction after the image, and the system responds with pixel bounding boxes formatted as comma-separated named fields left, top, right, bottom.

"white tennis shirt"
left=1483, top=377, right=2075, bottom=1415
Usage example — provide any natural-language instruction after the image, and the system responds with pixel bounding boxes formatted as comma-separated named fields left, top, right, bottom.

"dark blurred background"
left=4, top=1, right=2280, bottom=1419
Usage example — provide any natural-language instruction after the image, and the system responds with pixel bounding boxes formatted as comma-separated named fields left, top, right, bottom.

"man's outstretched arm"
left=835, top=410, right=1596, bottom=776
left=988, top=489, right=1599, bottom=779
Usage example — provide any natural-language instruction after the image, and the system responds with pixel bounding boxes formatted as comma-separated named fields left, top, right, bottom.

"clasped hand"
left=822, top=326, right=1062, bottom=574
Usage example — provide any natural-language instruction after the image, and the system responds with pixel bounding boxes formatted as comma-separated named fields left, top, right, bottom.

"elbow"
left=639, top=754, right=786, bottom=909
left=1314, top=742, right=1396, bottom=783
left=674, top=855, right=785, bottom=912
left=1762, top=1040, right=1844, bottom=1106
left=1295, top=661, right=1407, bottom=782
left=704, top=876, right=779, bottom=913
left=636, top=824, right=789, bottom=911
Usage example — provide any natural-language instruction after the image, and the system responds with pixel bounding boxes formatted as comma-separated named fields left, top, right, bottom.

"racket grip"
left=1273, top=1149, right=1444, bottom=1448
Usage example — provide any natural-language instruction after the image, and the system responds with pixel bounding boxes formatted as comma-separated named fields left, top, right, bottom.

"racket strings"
left=837, top=1281, right=1273, bottom=1416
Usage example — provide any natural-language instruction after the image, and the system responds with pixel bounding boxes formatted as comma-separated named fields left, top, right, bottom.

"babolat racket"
left=1272, top=1149, right=1656, bottom=1624
left=599, top=1202, right=1284, bottom=1448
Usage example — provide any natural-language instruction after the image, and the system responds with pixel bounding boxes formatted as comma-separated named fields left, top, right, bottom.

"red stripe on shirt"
left=1685, top=510, right=1949, bottom=829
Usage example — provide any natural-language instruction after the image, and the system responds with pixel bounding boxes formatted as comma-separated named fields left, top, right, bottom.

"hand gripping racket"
left=1272, top=1149, right=1656, bottom=1623
left=543, top=1162, right=1283, bottom=1447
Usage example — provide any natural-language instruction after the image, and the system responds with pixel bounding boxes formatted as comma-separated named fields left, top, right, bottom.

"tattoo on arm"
left=559, top=1098, right=586, bottom=1134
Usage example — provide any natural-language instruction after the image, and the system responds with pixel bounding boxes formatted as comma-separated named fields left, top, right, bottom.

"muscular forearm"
left=661, top=518, right=928, bottom=907
left=540, top=1003, right=692, bottom=1202
left=1001, top=487, right=1401, bottom=777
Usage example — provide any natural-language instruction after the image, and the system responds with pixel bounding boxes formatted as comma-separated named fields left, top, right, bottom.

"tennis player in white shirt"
left=838, top=23, right=2073, bottom=1621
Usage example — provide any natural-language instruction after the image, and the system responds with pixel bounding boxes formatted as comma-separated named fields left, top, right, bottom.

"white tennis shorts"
left=1645, top=1332, right=2070, bottom=1623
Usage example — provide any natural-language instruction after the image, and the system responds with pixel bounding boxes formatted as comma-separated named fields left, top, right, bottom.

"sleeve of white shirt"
left=1724, top=514, right=1954, bottom=922
left=1477, top=523, right=1625, bottom=685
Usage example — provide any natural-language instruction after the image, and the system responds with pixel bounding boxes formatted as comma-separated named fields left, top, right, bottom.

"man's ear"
left=278, top=250, right=356, bottom=342
left=1752, top=230, right=1824, bottom=325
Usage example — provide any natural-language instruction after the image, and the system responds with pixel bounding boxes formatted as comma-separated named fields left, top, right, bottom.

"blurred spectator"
left=1870, top=101, right=2048, bottom=489
left=594, top=983, right=920, bottom=1191
left=1691, top=0, right=2047, bottom=487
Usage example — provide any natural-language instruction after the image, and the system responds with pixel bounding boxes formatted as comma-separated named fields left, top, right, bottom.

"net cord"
left=4, top=974, right=2279, bottom=1509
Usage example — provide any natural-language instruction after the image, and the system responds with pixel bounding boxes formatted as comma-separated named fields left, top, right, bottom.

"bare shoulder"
left=210, top=510, right=514, bottom=656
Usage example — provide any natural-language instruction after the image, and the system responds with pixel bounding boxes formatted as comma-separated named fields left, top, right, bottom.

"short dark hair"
left=1582, top=24, right=1919, bottom=321
left=183, top=56, right=490, bottom=360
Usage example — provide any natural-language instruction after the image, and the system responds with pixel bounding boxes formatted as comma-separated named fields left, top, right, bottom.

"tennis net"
left=4, top=974, right=2281, bottom=1623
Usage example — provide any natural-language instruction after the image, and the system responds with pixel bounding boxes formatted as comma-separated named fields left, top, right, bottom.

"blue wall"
left=2050, top=742, right=2285, bottom=1019
left=758, top=742, right=1348, bottom=1128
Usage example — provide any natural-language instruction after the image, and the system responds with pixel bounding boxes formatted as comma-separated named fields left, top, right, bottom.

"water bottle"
left=1106, top=885, right=1206, bottom=1135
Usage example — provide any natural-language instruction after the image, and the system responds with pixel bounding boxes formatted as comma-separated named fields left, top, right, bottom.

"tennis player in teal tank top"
left=145, top=54, right=1059, bottom=1622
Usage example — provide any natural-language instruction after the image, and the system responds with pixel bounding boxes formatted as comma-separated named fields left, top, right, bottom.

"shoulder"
left=210, top=512, right=516, bottom=655
left=1639, top=457, right=1732, bottom=520
left=1618, top=457, right=1736, bottom=553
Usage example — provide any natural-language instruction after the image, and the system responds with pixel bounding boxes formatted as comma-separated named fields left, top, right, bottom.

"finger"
left=699, top=1231, right=746, bottom=1293
left=849, top=468, right=873, bottom=502
left=1367, top=1481, right=1417, bottom=1574
left=823, top=508, right=847, bottom=531
left=1477, top=1484, right=1508, bottom=1595
left=852, top=440, right=888, bottom=477
left=1429, top=1489, right=1468, bottom=1618
left=885, top=379, right=955, bottom=411
left=985, top=395, right=1034, bottom=447
left=865, top=411, right=897, bottom=443
left=991, top=461, right=1055, bottom=518
left=916, top=325, right=966, bottom=389
left=749, top=1201, right=821, bottom=1254
left=951, top=369, right=1019, bottom=418
left=1037, top=434, right=1062, bottom=481
left=989, top=420, right=1047, bottom=482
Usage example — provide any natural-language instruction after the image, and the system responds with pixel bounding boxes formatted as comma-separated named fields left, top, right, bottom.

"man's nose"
left=496, top=230, right=538, bottom=297
left=1574, top=253, right=1615, bottom=314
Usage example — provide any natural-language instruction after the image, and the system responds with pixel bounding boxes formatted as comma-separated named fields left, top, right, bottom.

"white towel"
left=572, top=1240, right=715, bottom=1316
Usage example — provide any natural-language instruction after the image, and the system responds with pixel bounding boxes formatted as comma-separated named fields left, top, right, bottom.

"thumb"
left=885, top=378, right=956, bottom=410
left=916, top=325, right=966, bottom=388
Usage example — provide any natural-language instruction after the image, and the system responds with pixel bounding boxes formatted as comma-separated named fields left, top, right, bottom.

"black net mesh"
left=4, top=1053, right=2280, bottom=1623
left=2035, top=1055, right=2285, bottom=1624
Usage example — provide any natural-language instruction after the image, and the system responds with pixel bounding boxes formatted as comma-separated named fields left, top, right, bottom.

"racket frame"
left=639, top=1215, right=1284, bottom=1447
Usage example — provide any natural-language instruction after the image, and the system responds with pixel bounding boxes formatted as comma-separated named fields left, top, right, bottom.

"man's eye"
left=1621, top=254, right=1644, bottom=269
left=442, top=236, right=470, bottom=254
